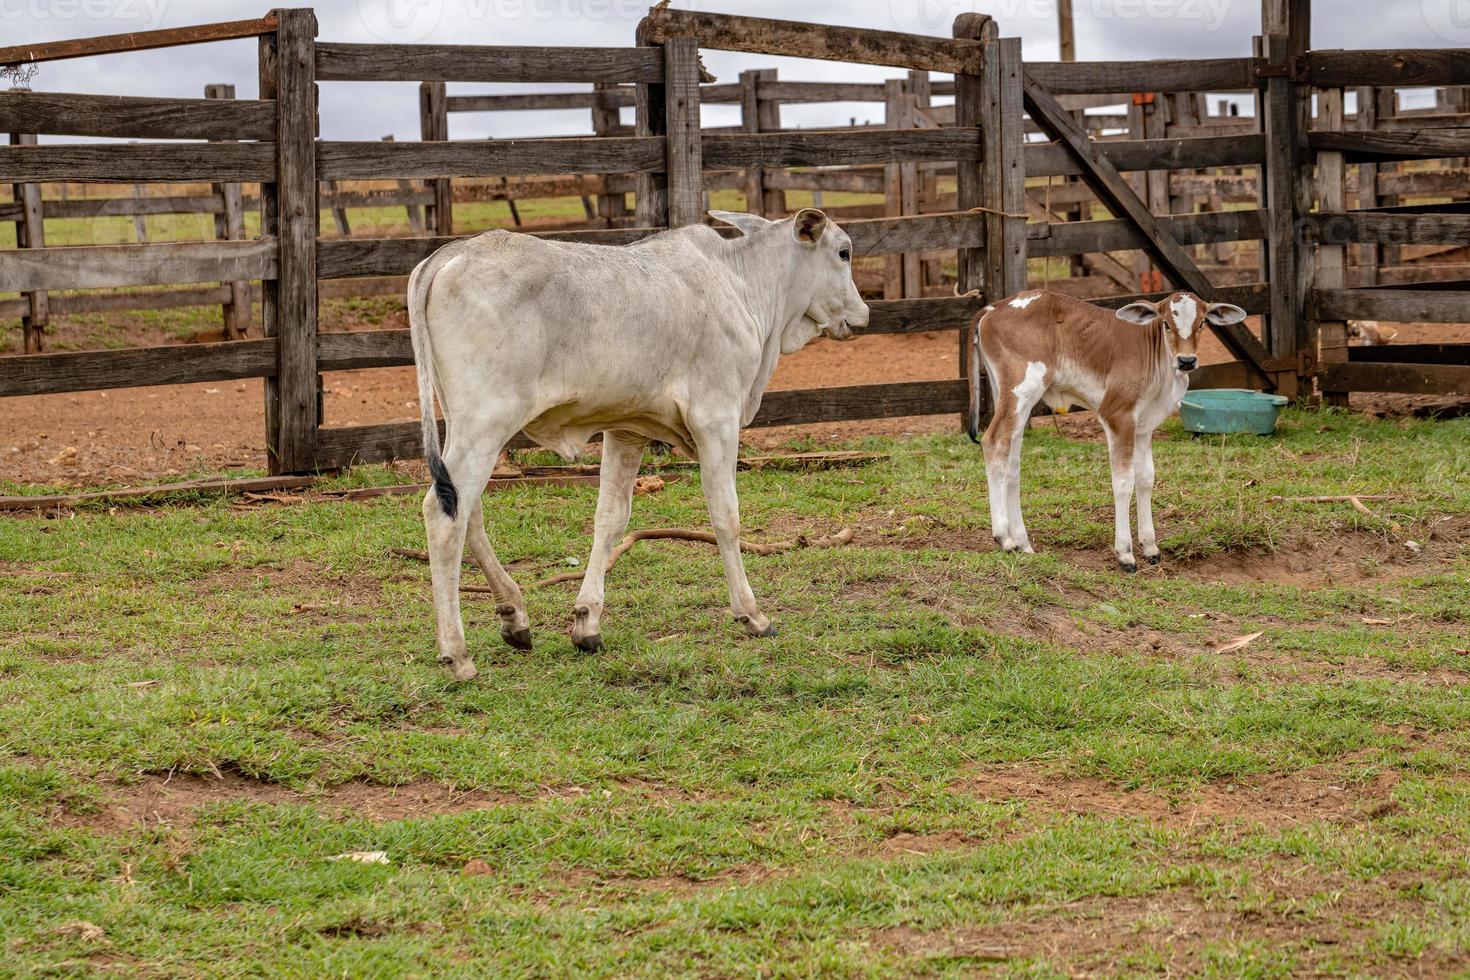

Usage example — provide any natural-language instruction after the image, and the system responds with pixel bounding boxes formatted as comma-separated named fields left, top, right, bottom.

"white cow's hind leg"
left=1134, top=431, right=1160, bottom=565
left=1100, top=414, right=1139, bottom=572
left=571, top=430, right=647, bottom=652
left=466, top=497, right=532, bottom=651
left=692, top=417, right=772, bottom=637
left=422, top=424, right=512, bottom=681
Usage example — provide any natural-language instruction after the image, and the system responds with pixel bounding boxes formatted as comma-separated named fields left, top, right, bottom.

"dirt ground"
left=5, top=311, right=1469, bottom=486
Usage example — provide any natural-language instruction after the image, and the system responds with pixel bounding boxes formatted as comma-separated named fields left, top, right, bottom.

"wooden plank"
left=844, top=211, right=986, bottom=257
left=0, top=193, right=225, bottom=220
left=206, top=82, right=253, bottom=342
left=0, top=90, right=275, bottom=142
left=953, top=12, right=991, bottom=428
left=641, top=8, right=983, bottom=75
left=764, top=168, right=885, bottom=194
left=634, top=19, right=668, bottom=229
left=1028, top=209, right=1268, bottom=257
left=993, top=37, right=1027, bottom=298
left=1315, top=86, right=1350, bottom=405
left=883, top=78, right=907, bottom=300
left=419, top=81, right=453, bottom=237
left=1308, top=287, right=1470, bottom=323
left=662, top=36, right=704, bottom=229
left=1026, top=58, right=1258, bottom=95
left=1090, top=282, right=1271, bottom=315
left=1348, top=343, right=1470, bottom=365
left=704, top=129, right=980, bottom=170
left=1021, top=69, right=1275, bottom=383
left=262, top=8, right=319, bottom=475
left=0, top=339, right=276, bottom=397
left=0, top=142, right=274, bottom=183
left=1023, top=134, right=1266, bottom=177
left=0, top=16, right=277, bottom=66
left=1310, top=51, right=1470, bottom=89
left=1306, top=210, right=1470, bottom=246
left=448, top=90, right=631, bottom=112
left=316, top=135, right=663, bottom=181
left=739, top=69, right=767, bottom=216
left=315, top=43, right=663, bottom=83
left=0, top=284, right=231, bottom=319
left=761, top=81, right=890, bottom=103
left=1318, top=360, right=1470, bottom=396
left=0, top=239, right=275, bottom=291
left=1309, top=129, right=1470, bottom=161
left=1259, top=23, right=1311, bottom=397
left=0, top=475, right=317, bottom=512
left=9, top=131, right=48, bottom=353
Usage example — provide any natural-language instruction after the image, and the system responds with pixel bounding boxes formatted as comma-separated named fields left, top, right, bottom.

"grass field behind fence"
left=3, top=411, right=1470, bottom=975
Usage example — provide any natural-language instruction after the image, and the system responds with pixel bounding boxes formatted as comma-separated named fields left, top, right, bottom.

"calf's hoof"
left=437, top=653, right=479, bottom=682
left=501, top=625, right=533, bottom=651
left=1146, top=553, right=1162, bottom=566
left=573, top=633, right=605, bottom=653
left=1118, top=558, right=1138, bottom=574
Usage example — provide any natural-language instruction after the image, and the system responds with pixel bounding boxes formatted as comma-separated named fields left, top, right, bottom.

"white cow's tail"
left=966, top=310, right=989, bottom=444
left=408, top=246, right=462, bottom=520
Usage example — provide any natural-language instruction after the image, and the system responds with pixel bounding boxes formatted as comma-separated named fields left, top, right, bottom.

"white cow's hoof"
left=438, top=654, right=478, bottom=682
left=573, top=633, right=605, bottom=653
left=501, top=625, right=533, bottom=651
left=1118, top=556, right=1138, bottom=573
left=1146, top=553, right=1162, bottom=566
left=735, top=614, right=775, bottom=638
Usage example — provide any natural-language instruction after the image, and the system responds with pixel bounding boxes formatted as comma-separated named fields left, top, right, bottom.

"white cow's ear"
left=792, top=208, right=828, bottom=244
left=1205, top=303, right=1248, bottom=326
left=708, top=210, right=770, bottom=237
left=1115, top=302, right=1158, bottom=325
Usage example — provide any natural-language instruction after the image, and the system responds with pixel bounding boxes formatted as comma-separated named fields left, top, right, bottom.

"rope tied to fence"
left=965, top=205, right=1030, bottom=220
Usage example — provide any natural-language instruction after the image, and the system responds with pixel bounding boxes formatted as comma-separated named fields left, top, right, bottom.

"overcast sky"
left=8, top=0, right=1464, bottom=139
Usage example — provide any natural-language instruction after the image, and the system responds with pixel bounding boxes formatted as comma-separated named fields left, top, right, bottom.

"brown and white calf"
left=967, top=290, right=1247, bottom=571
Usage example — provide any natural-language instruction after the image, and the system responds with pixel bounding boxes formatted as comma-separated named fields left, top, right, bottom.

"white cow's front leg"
left=1101, top=415, right=1138, bottom=572
left=1134, top=431, right=1160, bottom=565
left=571, top=430, right=646, bottom=652
left=692, top=419, right=773, bottom=637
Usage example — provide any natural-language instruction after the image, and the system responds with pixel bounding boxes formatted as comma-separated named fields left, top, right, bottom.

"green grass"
left=2, top=411, right=1469, bottom=975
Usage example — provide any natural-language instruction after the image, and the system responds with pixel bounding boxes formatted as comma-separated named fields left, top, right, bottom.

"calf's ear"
left=1115, top=302, right=1159, bottom=325
left=792, top=208, right=828, bottom=244
left=708, top=210, right=770, bottom=237
left=1205, top=303, right=1248, bottom=326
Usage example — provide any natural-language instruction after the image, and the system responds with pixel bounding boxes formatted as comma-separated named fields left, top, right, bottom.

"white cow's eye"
left=839, top=248, right=851, bottom=262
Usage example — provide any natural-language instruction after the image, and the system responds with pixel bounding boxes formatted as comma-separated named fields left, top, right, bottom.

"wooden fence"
left=2, top=3, right=1468, bottom=476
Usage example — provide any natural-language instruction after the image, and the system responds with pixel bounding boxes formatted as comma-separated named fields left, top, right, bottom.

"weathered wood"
left=1026, top=58, right=1259, bottom=95
left=0, top=284, right=232, bottom=320
left=0, top=16, right=277, bottom=66
left=262, top=8, right=319, bottom=475
left=952, top=12, right=991, bottom=426
left=1306, top=210, right=1470, bottom=246
left=8, top=131, right=48, bottom=353
left=632, top=19, right=668, bottom=229
left=1090, top=282, right=1271, bottom=314
left=0, top=90, right=275, bottom=142
left=315, top=42, right=663, bottom=83
left=882, top=78, right=907, bottom=300
left=1310, top=51, right=1470, bottom=89
left=418, top=81, right=453, bottom=237
left=0, top=474, right=317, bottom=512
left=0, top=142, right=274, bottom=183
left=1318, top=360, right=1470, bottom=396
left=1308, top=287, right=1470, bottom=323
left=761, top=81, right=889, bottom=103
left=1315, top=86, right=1349, bottom=405
left=205, top=83, right=253, bottom=342
left=1022, top=70, right=1274, bottom=384
left=1027, top=209, right=1267, bottom=257
left=739, top=69, right=767, bottom=216
left=0, top=239, right=275, bottom=292
left=704, top=128, right=981, bottom=170
left=845, top=211, right=986, bottom=257
left=1023, top=134, right=1266, bottom=177
left=992, top=37, right=1027, bottom=298
left=0, top=338, right=276, bottom=397
left=1309, top=129, right=1470, bottom=161
left=641, top=8, right=983, bottom=75
left=0, top=193, right=226, bottom=220
left=317, top=135, right=663, bottom=181
left=662, top=36, right=704, bottom=229
left=1348, top=343, right=1470, bottom=366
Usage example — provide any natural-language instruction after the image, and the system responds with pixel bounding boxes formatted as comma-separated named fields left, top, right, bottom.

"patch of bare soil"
left=955, top=760, right=1408, bottom=830
left=59, top=773, right=522, bottom=831
left=871, top=867, right=1465, bottom=977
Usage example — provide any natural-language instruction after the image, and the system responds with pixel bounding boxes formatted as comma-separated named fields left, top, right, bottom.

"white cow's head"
left=710, top=209, right=870, bottom=354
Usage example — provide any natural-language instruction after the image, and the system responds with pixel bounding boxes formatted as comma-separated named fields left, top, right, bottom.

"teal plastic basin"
left=1179, top=388, right=1289, bottom=435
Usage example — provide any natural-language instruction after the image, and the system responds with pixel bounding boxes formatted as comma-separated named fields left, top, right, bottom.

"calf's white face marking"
left=1168, top=294, right=1199, bottom=340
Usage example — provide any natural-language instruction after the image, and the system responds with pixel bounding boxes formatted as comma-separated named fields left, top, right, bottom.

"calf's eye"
left=839, top=248, right=851, bottom=262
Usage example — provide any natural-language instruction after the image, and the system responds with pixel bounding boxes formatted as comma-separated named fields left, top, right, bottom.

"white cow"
left=408, top=209, right=869, bottom=680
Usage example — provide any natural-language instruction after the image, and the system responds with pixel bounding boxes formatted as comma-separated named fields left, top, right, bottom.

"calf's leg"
left=1133, top=431, right=1161, bottom=564
left=571, top=430, right=647, bottom=652
left=982, top=363, right=1043, bottom=553
left=1100, top=412, right=1139, bottom=572
left=466, top=497, right=532, bottom=650
left=692, top=418, right=773, bottom=637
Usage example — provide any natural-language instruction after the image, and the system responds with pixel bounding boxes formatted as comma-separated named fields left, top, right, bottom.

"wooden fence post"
left=1315, top=86, right=1349, bottom=406
left=662, top=35, right=704, bottom=228
left=634, top=18, right=669, bottom=228
left=419, top=81, right=452, bottom=236
left=592, top=82, right=629, bottom=227
left=8, top=130, right=48, bottom=354
left=883, top=77, right=910, bottom=300
left=1259, top=0, right=1311, bottom=399
left=1352, top=87, right=1378, bottom=286
left=259, top=8, right=319, bottom=474
left=982, top=33, right=1027, bottom=301
left=952, top=13, right=991, bottom=425
left=739, top=68, right=766, bottom=216
left=754, top=69, right=783, bottom=215
left=205, top=83, right=252, bottom=340
left=379, top=135, right=425, bottom=235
